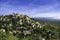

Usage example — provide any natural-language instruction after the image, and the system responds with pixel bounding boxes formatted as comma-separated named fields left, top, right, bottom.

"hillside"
left=0, top=13, right=58, bottom=40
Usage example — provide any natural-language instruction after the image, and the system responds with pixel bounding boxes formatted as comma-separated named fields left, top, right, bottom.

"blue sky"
left=0, top=0, right=60, bottom=19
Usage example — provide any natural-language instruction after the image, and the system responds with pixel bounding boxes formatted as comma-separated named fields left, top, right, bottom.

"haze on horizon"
left=0, top=0, right=60, bottom=19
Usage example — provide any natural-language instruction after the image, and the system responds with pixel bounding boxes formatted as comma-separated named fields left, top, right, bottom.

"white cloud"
left=0, top=1, right=60, bottom=19
left=29, top=12, right=60, bottom=19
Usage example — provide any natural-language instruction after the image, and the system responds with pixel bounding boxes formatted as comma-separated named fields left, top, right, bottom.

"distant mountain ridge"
left=31, top=17, right=60, bottom=21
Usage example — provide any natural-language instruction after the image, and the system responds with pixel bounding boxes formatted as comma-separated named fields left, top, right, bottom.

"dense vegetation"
left=0, top=13, right=60, bottom=40
left=31, top=18, right=60, bottom=40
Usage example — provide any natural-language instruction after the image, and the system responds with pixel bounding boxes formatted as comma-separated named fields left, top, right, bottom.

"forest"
left=0, top=13, right=60, bottom=40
